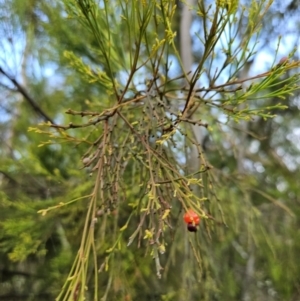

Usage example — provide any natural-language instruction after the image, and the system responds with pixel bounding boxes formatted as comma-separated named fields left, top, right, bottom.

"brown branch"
left=205, top=60, right=300, bottom=90
left=0, top=66, right=54, bottom=123
left=177, top=117, right=208, bottom=128
left=65, top=108, right=100, bottom=116
left=50, top=115, right=110, bottom=130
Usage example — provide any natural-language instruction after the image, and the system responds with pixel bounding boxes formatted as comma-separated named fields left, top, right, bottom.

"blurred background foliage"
left=0, top=0, right=300, bottom=300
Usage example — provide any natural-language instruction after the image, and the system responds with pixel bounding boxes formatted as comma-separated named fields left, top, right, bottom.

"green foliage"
left=1, top=0, right=300, bottom=301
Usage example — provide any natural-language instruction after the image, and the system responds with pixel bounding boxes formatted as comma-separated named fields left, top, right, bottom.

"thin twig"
left=0, top=66, right=54, bottom=123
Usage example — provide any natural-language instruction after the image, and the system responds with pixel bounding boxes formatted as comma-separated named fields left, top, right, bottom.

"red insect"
left=183, top=209, right=200, bottom=232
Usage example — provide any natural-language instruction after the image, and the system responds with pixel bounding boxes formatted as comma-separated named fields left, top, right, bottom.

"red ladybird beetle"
left=183, top=209, right=200, bottom=232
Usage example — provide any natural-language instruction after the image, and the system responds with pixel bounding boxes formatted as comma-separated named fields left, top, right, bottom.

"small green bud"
left=216, top=0, right=239, bottom=14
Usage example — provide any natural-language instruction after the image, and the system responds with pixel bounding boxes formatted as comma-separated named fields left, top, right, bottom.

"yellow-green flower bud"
left=216, top=0, right=239, bottom=14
